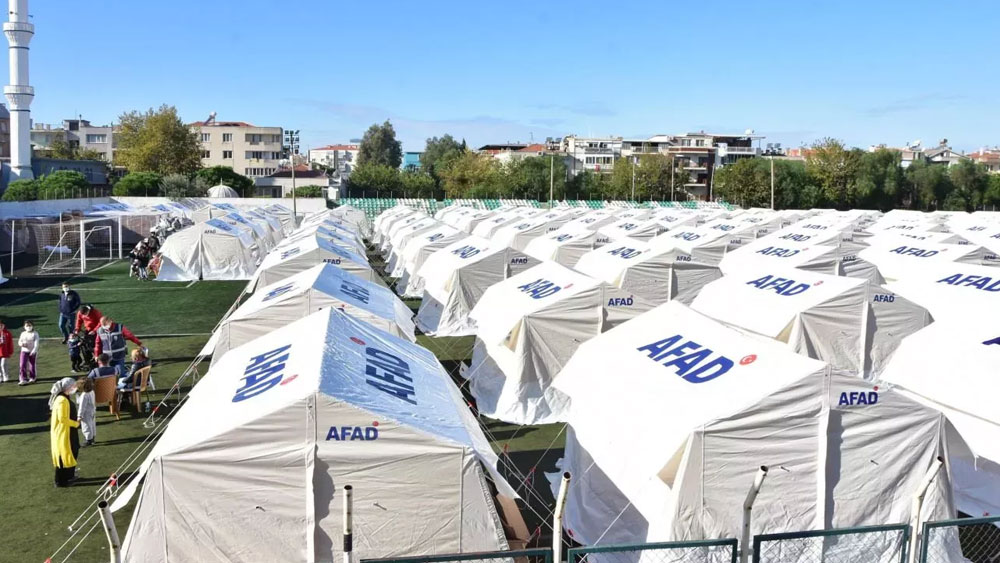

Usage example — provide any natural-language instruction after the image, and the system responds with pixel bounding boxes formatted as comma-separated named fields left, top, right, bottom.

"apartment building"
left=561, top=136, right=622, bottom=175
left=189, top=115, right=283, bottom=178
left=30, top=117, right=116, bottom=162
left=969, top=148, right=1000, bottom=173
left=309, top=144, right=360, bottom=177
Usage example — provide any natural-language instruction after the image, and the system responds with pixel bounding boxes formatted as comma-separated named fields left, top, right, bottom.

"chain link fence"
left=753, top=524, right=910, bottom=563
left=921, top=515, right=1000, bottom=563
left=568, top=539, right=738, bottom=563
left=361, top=547, right=552, bottom=563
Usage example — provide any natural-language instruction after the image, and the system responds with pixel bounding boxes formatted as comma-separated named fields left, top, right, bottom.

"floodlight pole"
left=770, top=156, right=775, bottom=210
left=670, top=154, right=675, bottom=202
left=549, top=155, right=554, bottom=209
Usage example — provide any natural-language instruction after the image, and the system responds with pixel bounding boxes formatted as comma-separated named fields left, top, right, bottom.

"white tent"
left=116, top=308, right=517, bottom=561
left=394, top=225, right=465, bottom=298
left=373, top=207, right=417, bottom=246
left=596, top=216, right=669, bottom=242
left=471, top=207, right=540, bottom=238
left=523, top=228, right=608, bottom=267
left=380, top=211, right=429, bottom=253
left=559, top=209, right=619, bottom=232
left=264, top=203, right=299, bottom=235
left=246, top=208, right=287, bottom=243
left=691, top=267, right=932, bottom=377
left=489, top=213, right=573, bottom=251
left=575, top=238, right=722, bottom=308
left=230, top=211, right=283, bottom=249
left=249, top=234, right=384, bottom=292
left=554, top=301, right=956, bottom=547
left=467, top=261, right=633, bottom=425
left=385, top=217, right=442, bottom=272
left=156, top=218, right=259, bottom=281
left=209, top=263, right=416, bottom=362
left=207, top=184, right=240, bottom=198
left=444, top=208, right=496, bottom=233
left=219, top=212, right=277, bottom=252
left=859, top=240, right=1000, bottom=281
left=881, top=320, right=1000, bottom=518
left=414, top=236, right=539, bottom=336
left=886, top=263, right=1000, bottom=323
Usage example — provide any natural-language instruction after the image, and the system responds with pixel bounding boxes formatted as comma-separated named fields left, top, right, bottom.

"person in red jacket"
left=94, top=316, right=143, bottom=375
left=0, top=319, right=13, bottom=383
left=74, top=304, right=103, bottom=335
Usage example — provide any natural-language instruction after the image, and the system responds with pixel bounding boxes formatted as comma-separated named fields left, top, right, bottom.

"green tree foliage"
left=45, top=132, right=106, bottom=161
left=437, top=152, right=503, bottom=198
left=38, top=170, right=90, bottom=199
left=285, top=185, right=325, bottom=198
left=421, top=135, right=465, bottom=179
left=567, top=170, right=612, bottom=200
left=851, top=149, right=907, bottom=209
left=714, top=157, right=770, bottom=208
left=346, top=163, right=403, bottom=196
left=115, top=105, right=202, bottom=174
left=505, top=156, right=568, bottom=200
left=400, top=171, right=436, bottom=198
left=985, top=174, right=1000, bottom=209
left=805, top=138, right=863, bottom=208
left=113, top=172, right=163, bottom=197
left=946, top=159, right=990, bottom=212
left=160, top=174, right=208, bottom=200
left=195, top=166, right=255, bottom=197
left=357, top=120, right=403, bottom=168
left=906, top=160, right=953, bottom=211
left=1, top=179, right=39, bottom=201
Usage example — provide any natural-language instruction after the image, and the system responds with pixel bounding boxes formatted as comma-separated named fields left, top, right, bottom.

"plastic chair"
left=93, top=375, right=120, bottom=421
left=129, top=366, right=152, bottom=413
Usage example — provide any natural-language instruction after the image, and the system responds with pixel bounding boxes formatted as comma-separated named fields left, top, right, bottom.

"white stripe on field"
left=185, top=280, right=198, bottom=288
left=40, top=333, right=211, bottom=341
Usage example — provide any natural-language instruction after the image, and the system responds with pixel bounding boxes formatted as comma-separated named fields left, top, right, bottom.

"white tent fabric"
left=575, top=238, right=723, bottom=308
left=448, top=208, right=497, bottom=233
left=414, top=236, right=539, bottom=336
left=385, top=217, right=442, bottom=273
left=466, top=261, right=637, bottom=425
left=859, top=240, right=1000, bottom=282
left=373, top=207, right=417, bottom=246
left=280, top=220, right=366, bottom=255
left=560, top=210, right=619, bottom=232
left=490, top=215, right=567, bottom=252
left=886, top=263, right=1000, bottom=323
left=249, top=234, right=384, bottom=292
left=380, top=212, right=430, bottom=254
left=691, top=267, right=932, bottom=377
left=523, top=228, right=609, bottom=267
left=116, top=308, right=514, bottom=561
left=156, top=218, right=259, bottom=281
left=471, top=208, right=540, bottom=238
left=217, top=212, right=276, bottom=252
left=881, top=320, right=1000, bottom=518
left=209, top=263, right=416, bottom=362
left=206, top=184, right=241, bottom=198
left=597, top=217, right=669, bottom=242
left=246, top=208, right=287, bottom=243
left=554, top=301, right=956, bottom=547
left=227, top=211, right=283, bottom=249
left=394, top=225, right=465, bottom=298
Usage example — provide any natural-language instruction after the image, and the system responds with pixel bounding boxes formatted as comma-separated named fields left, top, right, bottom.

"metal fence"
left=921, top=515, right=1000, bottom=563
left=568, top=539, right=738, bottom=563
left=753, top=524, right=910, bottom=563
left=361, top=548, right=552, bottom=563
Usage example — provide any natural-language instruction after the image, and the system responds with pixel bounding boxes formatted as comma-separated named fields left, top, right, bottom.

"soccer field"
left=1, top=258, right=564, bottom=560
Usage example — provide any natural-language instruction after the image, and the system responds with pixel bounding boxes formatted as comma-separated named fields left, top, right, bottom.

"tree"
left=44, top=132, right=107, bottom=161
left=505, top=156, right=568, bottom=201
left=436, top=151, right=503, bottom=198
left=160, top=174, right=208, bottom=200
left=195, top=166, right=255, bottom=197
left=422, top=135, right=464, bottom=179
left=985, top=174, right=1000, bottom=209
left=906, top=160, right=953, bottom=210
left=851, top=149, right=906, bottom=210
left=357, top=120, right=402, bottom=168
left=567, top=170, right=612, bottom=201
left=1, top=179, right=39, bottom=201
left=38, top=170, right=89, bottom=199
left=400, top=171, right=436, bottom=198
left=285, top=185, right=325, bottom=198
left=805, top=138, right=862, bottom=209
left=115, top=105, right=202, bottom=174
left=947, top=160, right=989, bottom=212
left=714, top=158, right=770, bottom=208
left=346, top=163, right=403, bottom=196
left=113, top=172, right=163, bottom=197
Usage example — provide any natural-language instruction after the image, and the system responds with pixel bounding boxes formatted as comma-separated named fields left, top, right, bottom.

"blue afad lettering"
left=340, top=279, right=371, bottom=304
left=607, top=296, right=634, bottom=307
left=263, top=283, right=295, bottom=302
left=838, top=391, right=879, bottom=406
left=510, top=256, right=528, bottom=265
left=281, top=247, right=301, bottom=259
left=746, top=274, right=810, bottom=296
left=621, top=223, right=638, bottom=231
left=636, top=335, right=734, bottom=383
left=780, top=233, right=811, bottom=242
left=322, top=258, right=342, bottom=265
left=554, top=234, right=572, bottom=242
left=872, top=293, right=895, bottom=303
left=673, top=231, right=701, bottom=241
left=365, top=347, right=417, bottom=405
left=890, top=246, right=938, bottom=258
left=983, top=336, right=1000, bottom=346
left=451, top=245, right=481, bottom=259
left=936, top=273, right=1000, bottom=292
left=712, top=224, right=734, bottom=231
left=326, top=425, right=379, bottom=441
left=517, top=278, right=562, bottom=299
left=607, top=246, right=641, bottom=259
left=427, top=233, right=444, bottom=242
left=233, top=345, right=292, bottom=402
left=802, top=224, right=828, bottom=230
left=756, top=246, right=801, bottom=258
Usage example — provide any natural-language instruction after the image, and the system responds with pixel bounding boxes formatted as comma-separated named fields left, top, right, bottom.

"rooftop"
left=313, top=144, right=359, bottom=151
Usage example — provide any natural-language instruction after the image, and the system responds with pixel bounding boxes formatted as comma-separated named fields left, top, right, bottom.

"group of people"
left=0, top=280, right=153, bottom=487
left=128, top=230, right=161, bottom=280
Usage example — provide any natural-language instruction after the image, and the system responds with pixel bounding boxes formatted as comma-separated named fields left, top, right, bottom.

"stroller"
left=77, top=331, right=99, bottom=372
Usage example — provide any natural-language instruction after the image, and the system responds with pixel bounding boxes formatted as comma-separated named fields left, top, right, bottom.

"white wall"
left=0, top=196, right=328, bottom=219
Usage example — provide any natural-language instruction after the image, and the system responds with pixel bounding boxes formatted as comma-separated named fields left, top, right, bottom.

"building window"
left=223, top=150, right=233, bottom=159
left=695, top=139, right=705, bottom=147
left=201, top=150, right=211, bottom=158
left=222, top=133, right=233, bottom=142
left=270, top=152, right=282, bottom=160
left=247, top=151, right=264, bottom=160
left=85, top=134, right=107, bottom=144
left=201, top=133, right=210, bottom=142
left=271, top=134, right=281, bottom=143
left=680, top=139, right=691, bottom=147
left=246, top=134, right=263, bottom=144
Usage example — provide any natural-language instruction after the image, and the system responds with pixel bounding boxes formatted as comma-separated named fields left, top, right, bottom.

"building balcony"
left=723, top=146, right=758, bottom=155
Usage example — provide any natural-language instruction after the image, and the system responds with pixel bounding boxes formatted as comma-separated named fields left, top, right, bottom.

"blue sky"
left=13, top=0, right=1000, bottom=153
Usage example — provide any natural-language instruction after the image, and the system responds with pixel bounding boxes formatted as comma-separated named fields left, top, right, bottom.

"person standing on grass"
left=0, top=320, right=13, bottom=383
left=17, top=321, right=39, bottom=385
left=57, top=282, right=81, bottom=344
left=49, top=377, right=80, bottom=487
left=77, top=377, right=97, bottom=447
left=94, top=316, right=142, bottom=376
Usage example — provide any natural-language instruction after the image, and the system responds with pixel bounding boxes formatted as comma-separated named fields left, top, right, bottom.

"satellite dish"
left=745, top=128, right=754, bottom=136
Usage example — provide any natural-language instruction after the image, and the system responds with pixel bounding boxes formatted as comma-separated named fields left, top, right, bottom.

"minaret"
left=4, top=0, right=33, bottom=179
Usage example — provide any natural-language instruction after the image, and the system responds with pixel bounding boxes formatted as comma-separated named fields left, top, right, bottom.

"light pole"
left=631, top=156, right=636, bottom=201
left=670, top=154, right=675, bottom=202
left=284, top=129, right=300, bottom=218
left=769, top=156, right=775, bottom=210
left=549, top=155, right=554, bottom=209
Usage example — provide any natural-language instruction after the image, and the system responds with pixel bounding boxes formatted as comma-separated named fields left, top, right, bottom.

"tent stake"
left=553, top=472, right=571, bottom=563
left=740, top=465, right=768, bottom=563
left=343, top=485, right=353, bottom=563
left=908, top=456, right=944, bottom=563
left=97, top=500, right=121, bottom=563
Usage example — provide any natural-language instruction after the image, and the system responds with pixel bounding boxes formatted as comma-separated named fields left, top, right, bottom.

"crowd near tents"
left=87, top=200, right=1000, bottom=561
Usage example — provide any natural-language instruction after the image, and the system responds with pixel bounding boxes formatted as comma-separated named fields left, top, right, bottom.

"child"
left=0, top=320, right=12, bottom=383
left=68, top=332, right=85, bottom=373
left=17, top=321, right=39, bottom=385
left=77, top=377, right=96, bottom=447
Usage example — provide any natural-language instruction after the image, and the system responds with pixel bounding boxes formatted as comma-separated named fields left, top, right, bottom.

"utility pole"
left=670, top=154, right=675, bottom=201
left=769, top=156, right=775, bottom=210
left=549, top=155, right=554, bottom=209
left=631, top=156, right=636, bottom=201
left=284, top=129, right=300, bottom=218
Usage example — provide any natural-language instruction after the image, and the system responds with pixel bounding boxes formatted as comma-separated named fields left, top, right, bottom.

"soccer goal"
left=37, top=217, right=119, bottom=275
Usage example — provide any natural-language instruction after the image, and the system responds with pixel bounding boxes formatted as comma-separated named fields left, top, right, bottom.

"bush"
left=160, top=174, right=208, bottom=199
left=196, top=166, right=254, bottom=197
left=1, top=179, right=40, bottom=201
left=113, top=172, right=163, bottom=197
left=284, top=185, right=325, bottom=198
left=38, top=170, right=90, bottom=199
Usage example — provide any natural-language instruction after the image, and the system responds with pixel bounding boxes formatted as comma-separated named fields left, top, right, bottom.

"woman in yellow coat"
left=49, top=377, right=81, bottom=487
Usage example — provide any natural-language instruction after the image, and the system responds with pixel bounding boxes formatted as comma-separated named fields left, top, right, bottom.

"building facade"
left=402, top=151, right=422, bottom=171
left=254, top=164, right=332, bottom=198
left=30, top=118, right=116, bottom=162
left=309, top=144, right=360, bottom=177
left=189, top=115, right=283, bottom=178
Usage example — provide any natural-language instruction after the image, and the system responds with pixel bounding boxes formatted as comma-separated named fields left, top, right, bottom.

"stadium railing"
left=752, top=524, right=910, bottom=563
left=568, top=538, right=738, bottom=563
left=361, top=548, right=552, bottom=563
left=920, top=515, right=1000, bottom=563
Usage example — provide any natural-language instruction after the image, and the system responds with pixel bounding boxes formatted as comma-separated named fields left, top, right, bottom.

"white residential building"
left=30, top=118, right=116, bottom=162
left=189, top=115, right=283, bottom=178
left=309, top=144, right=360, bottom=177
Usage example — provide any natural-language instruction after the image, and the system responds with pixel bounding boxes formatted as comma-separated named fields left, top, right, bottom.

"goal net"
left=35, top=217, right=118, bottom=275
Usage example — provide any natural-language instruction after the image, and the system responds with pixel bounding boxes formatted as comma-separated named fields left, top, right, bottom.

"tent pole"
left=552, top=472, right=571, bottom=563
left=342, top=485, right=353, bottom=563
left=97, top=501, right=122, bottom=563
left=908, top=456, right=944, bottom=563
left=740, top=465, right=768, bottom=563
